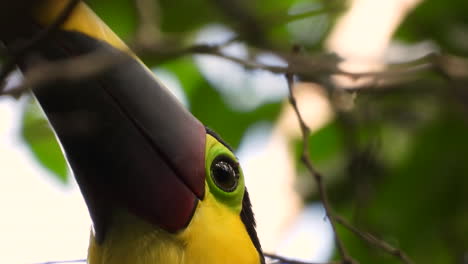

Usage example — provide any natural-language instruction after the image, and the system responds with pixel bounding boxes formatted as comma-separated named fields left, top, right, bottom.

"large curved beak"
left=0, top=0, right=208, bottom=241
left=17, top=30, right=207, bottom=241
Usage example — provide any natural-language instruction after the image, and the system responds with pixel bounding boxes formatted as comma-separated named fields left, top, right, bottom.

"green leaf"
left=21, top=98, right=68, bottom=183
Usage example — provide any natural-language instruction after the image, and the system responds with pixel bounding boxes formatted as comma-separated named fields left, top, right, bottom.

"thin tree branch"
left=2, top=49, right=130, bottom=98
left=135, top=41, right=453, bottom=84
left=285, top=45, right=417, bottom=264
left=285, top=70, right=353, bottom=264
left=333, top=215, right=413, bottom=264
left=4, top=36, right=468, bottom=99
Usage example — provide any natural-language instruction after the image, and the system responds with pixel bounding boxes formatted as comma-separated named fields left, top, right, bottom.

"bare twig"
left=285, top=45, right=418, bottom=264
left=285, top=70, right=353, bottom=264
left=2, top=49, right=130, bottom=98
left=333, top=215, right=414, bottom=264
left=4, top=35, right=468, bottom=100
left=136, top=41, right=453, bottom=84
left=0, top=0, right=81, bottom=93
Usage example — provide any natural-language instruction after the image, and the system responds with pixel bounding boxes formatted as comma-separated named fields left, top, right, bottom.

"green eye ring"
left=205, top=134, right=245, bottom=212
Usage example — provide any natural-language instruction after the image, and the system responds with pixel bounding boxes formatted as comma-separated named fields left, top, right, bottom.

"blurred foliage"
left=293, top=83, right=468, bottom=264
left=396, top=0, right=468, bottom=56
left=311, top=87, right=468, bottom=263
left=158, top=0, right=220, bottom=32
left=16, top=0, right=468, bottom=263
left=21, top=98, right=68, bottom=182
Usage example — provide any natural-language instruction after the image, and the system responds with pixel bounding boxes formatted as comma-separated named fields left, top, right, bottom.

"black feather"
left=241, top=189, right=265, bottom=264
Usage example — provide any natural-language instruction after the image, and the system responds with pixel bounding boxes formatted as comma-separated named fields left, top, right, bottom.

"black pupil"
left=211, top=158, right=239, bottom=192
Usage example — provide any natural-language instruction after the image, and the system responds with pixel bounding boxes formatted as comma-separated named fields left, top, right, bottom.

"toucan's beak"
left=19, top=30, right=207, bottom=240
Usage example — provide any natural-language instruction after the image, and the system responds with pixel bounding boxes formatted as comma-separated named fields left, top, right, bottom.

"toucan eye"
left=210, top=156, right=240, bottom=192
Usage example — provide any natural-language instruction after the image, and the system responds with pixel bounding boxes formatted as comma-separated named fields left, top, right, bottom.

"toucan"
left=1, top=0, right=264, bottom=263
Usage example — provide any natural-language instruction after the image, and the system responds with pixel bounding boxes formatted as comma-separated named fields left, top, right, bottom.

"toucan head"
left=2, top=1, right=264, bottom=263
